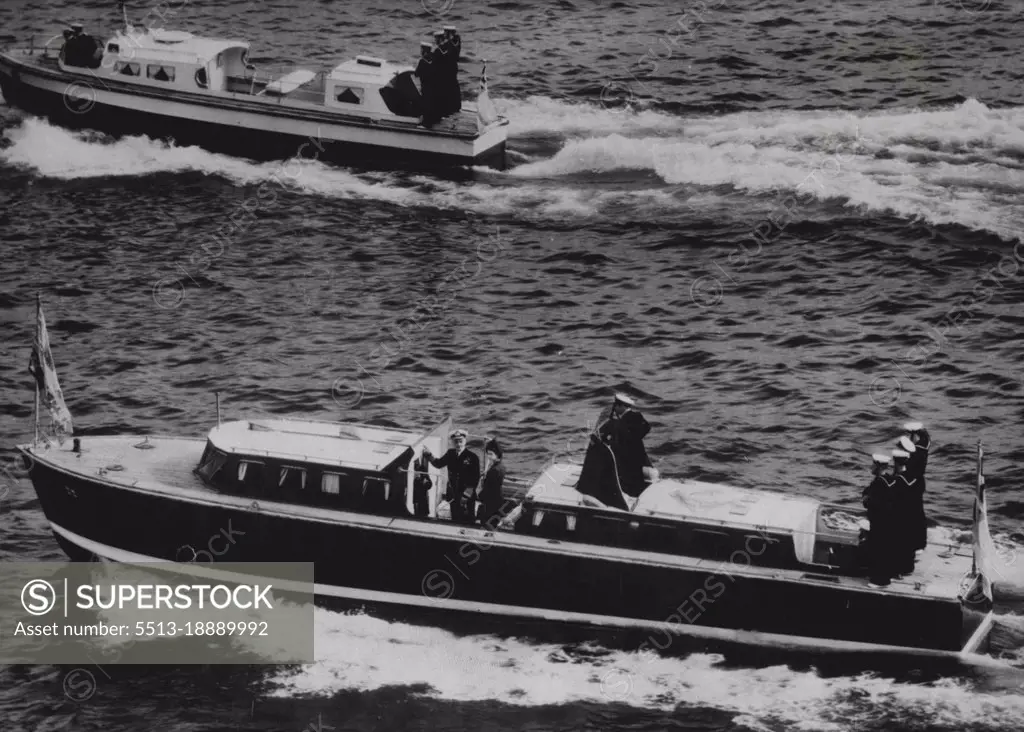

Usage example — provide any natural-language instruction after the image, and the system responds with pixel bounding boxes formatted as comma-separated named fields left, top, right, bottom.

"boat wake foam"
left=2, top=99, right=1022, bottom=240
left=261, top=608, right=1024, bottom=730
left=505, top=98, right=1024, bottom=243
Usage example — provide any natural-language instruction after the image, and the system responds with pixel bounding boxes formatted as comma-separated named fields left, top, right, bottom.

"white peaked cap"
left=872, top=453, right=892, bottom=465
left=443, top=25, right=457, bottom=31
left=903, top=421, right=925, bottom=432
left=898, top=436, right=917, bottom=453
left=892, top=449, right=911, bottom=461
left=614, top=393, right=637, bottom=407
left=420, top=41, right=433, bottom=48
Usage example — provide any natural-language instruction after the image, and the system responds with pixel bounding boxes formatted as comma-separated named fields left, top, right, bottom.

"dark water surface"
left=2, top=0, right=1024, bottom=729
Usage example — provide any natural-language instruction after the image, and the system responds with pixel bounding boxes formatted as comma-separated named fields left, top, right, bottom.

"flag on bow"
left=28, top=295, right=74, bottom=444
left=476, top=60, right=498, bottom=132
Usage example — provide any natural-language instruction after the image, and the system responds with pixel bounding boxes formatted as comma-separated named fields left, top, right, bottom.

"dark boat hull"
left=0, top=55, right=507, bottom=172
left=21, top=449, right=980, bottom=657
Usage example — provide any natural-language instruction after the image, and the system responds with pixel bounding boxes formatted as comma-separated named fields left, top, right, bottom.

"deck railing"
left=9, top=35, right=65, bottom=60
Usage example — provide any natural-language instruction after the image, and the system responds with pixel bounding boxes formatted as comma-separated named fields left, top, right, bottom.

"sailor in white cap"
left=423, top=428, right=480, bottom=524
left=901, top=421, right=931, bottom=553
left=440, top=26, right=462, bottom=115
left=863, top=452, right=897, bottom=587
left=890, top=448, right=918, bottom=576
left=415, top=40, right=441, bottom=126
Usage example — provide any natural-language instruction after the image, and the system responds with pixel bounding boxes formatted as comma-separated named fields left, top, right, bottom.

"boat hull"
left=19, top=443, right=981, bottom=657
left=0, top=53, right=507, bottom=171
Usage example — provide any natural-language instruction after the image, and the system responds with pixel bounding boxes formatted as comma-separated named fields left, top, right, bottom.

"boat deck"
left=18, top=435, right=976, bottom=603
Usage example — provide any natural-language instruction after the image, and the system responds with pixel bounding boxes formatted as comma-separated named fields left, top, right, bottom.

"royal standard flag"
left=28, top=295, right=74, bottom=443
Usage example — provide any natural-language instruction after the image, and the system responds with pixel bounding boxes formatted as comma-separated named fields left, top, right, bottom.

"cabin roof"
left=206, top=419, right=420, bottom=472
left=329, top=56, right=408, bottom=83
left=109, top=27, right=249, bottom=64
left=526, top=465, right=821, bottom=541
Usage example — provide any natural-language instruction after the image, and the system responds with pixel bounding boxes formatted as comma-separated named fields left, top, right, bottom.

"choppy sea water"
left=1, top=0, right=1024, bottom=729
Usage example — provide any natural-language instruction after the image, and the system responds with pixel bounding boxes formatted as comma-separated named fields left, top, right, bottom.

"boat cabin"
left=193, top=419, right=439, bottom=515
left=515, top=462, right=867, bottom=576
left=58, top=24, right=426, bottom=119
left=59, top=26, right=251, bottom=94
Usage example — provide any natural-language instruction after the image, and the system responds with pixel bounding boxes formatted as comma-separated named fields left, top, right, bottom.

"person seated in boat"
left=862, top=452, right=898, bottom=587
left=476, top=438, right=506, bottom=527
left=890, top=445, right=919, bottom=576
left=575, top=394, right=658, bottom=511
left=415, top=41, right=441, bottom=128
left=423, top=429, right=480, bottom=523
left=901, top=421, right=930, bottom=554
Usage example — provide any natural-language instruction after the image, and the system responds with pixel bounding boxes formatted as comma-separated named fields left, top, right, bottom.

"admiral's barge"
left=0, top=20, right=507, bottom=169
left=17, top=399, right=1000, bottom=660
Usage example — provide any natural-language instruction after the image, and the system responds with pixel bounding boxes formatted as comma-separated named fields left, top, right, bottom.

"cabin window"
left=532, top=510, right=545, bottom=527
left=147, top=64, right=176, bottom=82
left=279, top=466, right=306, bottom=491
left=107, top=43, right=120, bottom=54
left=195, top=67, right=208, bottom=89
left=566, top=514, right=577, bottom=531
left=322, top=472, right=342, bottom=495
left=362, top=477, right=391, bottom=501
left=115, top=61, right=140, bottom=76
left=195, top=449, right=227, bottom=484
left=216, top=53, right=224, bottom=69
left=236, top=460, right=265, bottom=491
left=335, top=86, right=364, bottom=105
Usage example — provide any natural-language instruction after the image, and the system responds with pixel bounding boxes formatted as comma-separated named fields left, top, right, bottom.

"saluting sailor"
left=442, top=25, right=463, bottom=115
left=415, top=41, right=440, bottom=127
left=423, top=429, right=480, bottom=524
left=902, top=421, right=931, bottom=553
left=862, top=452, right=897, bottom=588
left=891, top=446, right=918, bottom=577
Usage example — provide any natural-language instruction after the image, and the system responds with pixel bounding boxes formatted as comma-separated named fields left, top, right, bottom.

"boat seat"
left=261, top=69, right=317, bottom=96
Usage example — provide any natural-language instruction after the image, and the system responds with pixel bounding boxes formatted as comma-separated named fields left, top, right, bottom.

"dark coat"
left=428, top=447, right=480, bottom=502
left=862, top=473, right=898, bottom=580
left=906, top=432, right=930, bottom=549
left=576, top=406, right=653, bottom=509
left=478, top=459, right=506, bottom=514
left=414, top=56, right=440, bottom=123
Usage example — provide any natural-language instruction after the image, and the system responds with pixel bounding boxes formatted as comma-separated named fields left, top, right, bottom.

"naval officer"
left=423, top=429, right=480, bottom=523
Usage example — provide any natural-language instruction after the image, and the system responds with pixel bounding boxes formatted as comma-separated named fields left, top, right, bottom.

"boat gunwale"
left=15, top=440, right=971, bottom=602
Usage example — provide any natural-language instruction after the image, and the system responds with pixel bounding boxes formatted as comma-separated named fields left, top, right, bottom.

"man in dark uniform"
left=429, top=31, right=449, bottom=116
left=862, top=452, right=897, bottom=587
left=576, top=394, right=658, bottom=510
left=902, top=421, right=931, bottom=552
left=414, top=41, right=440, bottom=127
left=442, top=25, right=463, bottom=115
left=424, top=429, right=480, bottom=524
left=477, top=438, right=506, bottom=527
left=891, top=447, right=919, bottom=576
